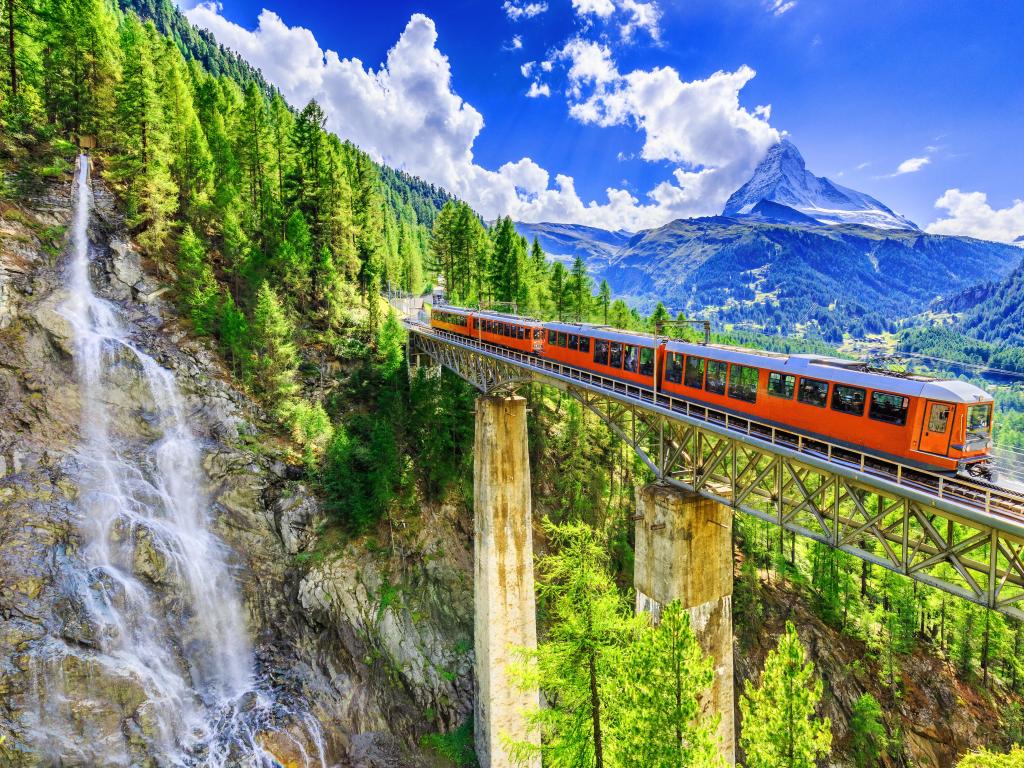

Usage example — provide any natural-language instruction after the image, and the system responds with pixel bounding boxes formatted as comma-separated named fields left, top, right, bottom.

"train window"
left=548, top=330, right=556, bottom=344
left=535, top=329, right=543, bottom=340
left=706, top=360, right=727, bottom=395
left=767, top=372, right=796, bottom=399
left=831, top=384, right=866, bottom=416
left=580, top=336, right=591, bottom=353
left=666, top=353, right=683, bottom=384
left=518, top=326, right=525, bottom=340
left=610, top=342, right=623, bottom=368
left=623, top=345, right=638, bottom=373
left=594, top=339, right=609, bottom=365
left=684, top=356, right=705, bottom=389
left=557, top=332, right=567, bottom=347
left=967, top=404, right=992, bottom=439
left=569, top=335, right=579, bottom=351
left=797, top=378, right=829, bottom=408
left=928, top=403, right=951, bottom=433
left=869, top=392, right=909, bottom=426
left=639, top=347, right=655, bottom=376
left=728, top=365, right=758, bottom=403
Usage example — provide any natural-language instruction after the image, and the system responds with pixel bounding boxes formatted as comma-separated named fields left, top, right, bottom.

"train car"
left=540, top=321, right=664, bottom=388
left=429, top=306, right=474, bottom=338
left=659, top=340, right=994, bottom=475
left=471, top=310, right=545, bottom=354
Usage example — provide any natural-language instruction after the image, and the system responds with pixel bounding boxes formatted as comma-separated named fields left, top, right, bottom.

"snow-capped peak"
left=723, top=140, right=919, bottom=231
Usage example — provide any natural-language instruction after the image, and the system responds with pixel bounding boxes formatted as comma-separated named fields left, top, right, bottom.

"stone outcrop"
left=0, top=174, right=474, bottom=767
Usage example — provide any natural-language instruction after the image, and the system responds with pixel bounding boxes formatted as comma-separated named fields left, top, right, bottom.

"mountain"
left=513, top=221, right=633, bottom=270
left=722, top=140, right=918, bottom=231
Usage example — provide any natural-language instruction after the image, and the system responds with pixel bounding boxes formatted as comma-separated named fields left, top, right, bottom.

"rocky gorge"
left=0, top=167, right=474, bottom=766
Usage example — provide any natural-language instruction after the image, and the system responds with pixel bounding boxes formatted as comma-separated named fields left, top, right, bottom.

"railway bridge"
left=396, top=305, right=1024, bottom=768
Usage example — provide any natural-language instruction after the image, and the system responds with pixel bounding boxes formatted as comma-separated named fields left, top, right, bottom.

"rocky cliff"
left=0, top=172, right=473, bottom=767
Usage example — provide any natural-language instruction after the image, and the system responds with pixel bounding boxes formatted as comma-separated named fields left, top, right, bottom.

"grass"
left=419, top=718, right=477, bottom=767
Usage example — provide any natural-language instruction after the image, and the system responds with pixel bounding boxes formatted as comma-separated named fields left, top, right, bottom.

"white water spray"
left=31, top=155, right=324, bottom=766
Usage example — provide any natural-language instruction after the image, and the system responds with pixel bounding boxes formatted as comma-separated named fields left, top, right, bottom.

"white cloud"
left=619, top=0, right=662, bottom=41
left=572, top=0, right=661, bottom=40
left=541, top=60, right=553, bottom=72
left=572, top=0, right=616, bottom=18
left=520, top=61, right=535, bottom=77
left=925, top=190, right=1024, bottom=244
left=184, top=6, right=779, bottom=231
left=527, top=81, right=551, bottom=98
left=509, top=34, right=523, bottom=50
left=503, top=1, right=548, bottom=20
left=768, top=0, right=796, bottom=15
left=891, top=156, right=930, bottom=176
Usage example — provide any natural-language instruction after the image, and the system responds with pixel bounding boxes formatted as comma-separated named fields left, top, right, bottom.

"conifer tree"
left=175, top=226, right=218, bottom=334
left=569, top=256, right=591, bottom=322
left=849, top=693, right=886, bottom=768
left=512, top=519, right=630, bottom=768
left=739, top=621, right=832, bottom=768
left=598, top=280, right=611, bottom=325
left=248, top=281, right=300, bottom=407
left=606, top=602, right=724, bottom=768
left=550, top=261, right=568, bottom=320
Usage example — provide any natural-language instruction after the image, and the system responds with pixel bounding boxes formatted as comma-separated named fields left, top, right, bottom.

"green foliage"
left=739, top=621, right=832, bottom=768
left=958, top=746, right=1024, bottom=768
left=175, top=225, right=218, bottom=334
left=407, top=368, right=474, bottom=501
left=849, top=693, right=886, bottom=768
left=248, top=281, right=299, bottom=407
left=420, top=718, right=477, bottom=767
left=322, top=413, right=400, bottom=534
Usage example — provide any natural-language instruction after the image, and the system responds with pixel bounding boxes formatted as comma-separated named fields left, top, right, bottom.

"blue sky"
left=184, top=0, right=1024, bottom=240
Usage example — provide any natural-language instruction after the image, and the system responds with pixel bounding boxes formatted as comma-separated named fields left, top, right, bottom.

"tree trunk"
left=7, top=0, right=16, bottom=99
left=590, top=652, right=603, bottom=768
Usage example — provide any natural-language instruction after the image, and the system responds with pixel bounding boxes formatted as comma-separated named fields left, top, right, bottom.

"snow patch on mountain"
left=723, top=140, right=919, bottom=231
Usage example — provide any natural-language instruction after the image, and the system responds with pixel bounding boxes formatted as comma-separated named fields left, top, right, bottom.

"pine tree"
left=849, top=693, right=886, bottom=768
left=606, top=602, right=724, bottom=768
left=550, top=261, right=568, bottom=320
left=175, top=226, right=218, bottom=334
left=511, top=519, right=631, bottom=768
left=569, top=256, right=591, bottom=322
left=248, top=281, right=300, bottom=407
left=598, top=280, right=611, bottom=325
left=739, top=621, right=832, bottom=768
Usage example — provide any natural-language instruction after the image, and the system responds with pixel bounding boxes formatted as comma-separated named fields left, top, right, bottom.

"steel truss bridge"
left=402, top=316, right=1024, bottom=619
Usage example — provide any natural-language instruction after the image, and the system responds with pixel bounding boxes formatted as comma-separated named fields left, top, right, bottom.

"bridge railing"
left=406, top=319, right=1024, bottom=617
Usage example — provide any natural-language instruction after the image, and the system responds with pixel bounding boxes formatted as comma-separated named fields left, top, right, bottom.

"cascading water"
left=28, top=154, right=326, bottom=766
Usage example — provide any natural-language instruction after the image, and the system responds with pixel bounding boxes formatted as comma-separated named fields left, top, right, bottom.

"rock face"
left=0, top=174, right=473, bottom=766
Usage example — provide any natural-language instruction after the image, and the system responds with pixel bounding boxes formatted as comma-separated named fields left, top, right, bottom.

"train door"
left=919, top=401, right=953, bottom=455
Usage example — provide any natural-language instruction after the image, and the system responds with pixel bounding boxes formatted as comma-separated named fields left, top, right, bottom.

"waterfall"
left=28, top=154, right=325, bottom=767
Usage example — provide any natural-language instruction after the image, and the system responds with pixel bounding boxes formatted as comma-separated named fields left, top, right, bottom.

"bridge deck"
left=404, top=316, right=1024, bottom=618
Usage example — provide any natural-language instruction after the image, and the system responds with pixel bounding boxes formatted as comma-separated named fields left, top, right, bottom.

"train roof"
left=545, top=321, right=662, bottom=347
left=665, top=341, right=992, bottom=403
left=434, top=305, right=544, bottom=326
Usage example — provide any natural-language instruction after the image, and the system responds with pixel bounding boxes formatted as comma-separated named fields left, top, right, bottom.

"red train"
left=430, top=306, right=995, bottom=476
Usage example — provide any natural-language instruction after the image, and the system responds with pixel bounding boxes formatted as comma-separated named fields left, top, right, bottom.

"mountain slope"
left=513, top=221, right=632, bottom=270
left=723, top=140, right=918, bottom=231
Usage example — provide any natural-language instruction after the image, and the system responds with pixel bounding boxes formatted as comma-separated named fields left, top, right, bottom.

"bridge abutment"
left=473, top=395, right=541, bottom=768
left=635, top=483, right=736, bottom=764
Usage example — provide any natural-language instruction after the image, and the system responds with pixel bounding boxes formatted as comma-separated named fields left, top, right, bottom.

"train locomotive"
left=429, top=306, right=995, bottom=478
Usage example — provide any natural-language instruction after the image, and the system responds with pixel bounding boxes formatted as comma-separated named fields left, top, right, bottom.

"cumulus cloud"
left=527, top=81, right=551, bottom=98
left=572, top=0, right=661, bottom=40
left=925, top=190, right=1024, bottom=244
left=508, top=34, right=523, bottom=50
left=185, top=6, right=779, bottom=231
left=503, top=1, right=548, bottom=20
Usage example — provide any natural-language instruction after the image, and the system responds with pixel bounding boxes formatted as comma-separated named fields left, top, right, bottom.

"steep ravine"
left=0, top=171, right=472, bottom=767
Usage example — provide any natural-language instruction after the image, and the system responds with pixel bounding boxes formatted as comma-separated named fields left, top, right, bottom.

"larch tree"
left=511, top=519, right=631, bottom=768
left=739, top=621, right=832, bottom=768
left=605, top=602, right=725, bottom=768
left=248, top=281, right=300, bottom=408
left=598, top=280, right=611, bottom=324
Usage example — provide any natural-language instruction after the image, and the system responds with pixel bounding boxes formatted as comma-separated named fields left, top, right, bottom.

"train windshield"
left=967, top=404, right=993, bottom=439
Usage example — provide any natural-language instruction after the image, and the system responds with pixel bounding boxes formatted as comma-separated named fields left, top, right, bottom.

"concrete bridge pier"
left=473, top=395, right=541, bottom=768
left=635, top=483, right=736, bottom=765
